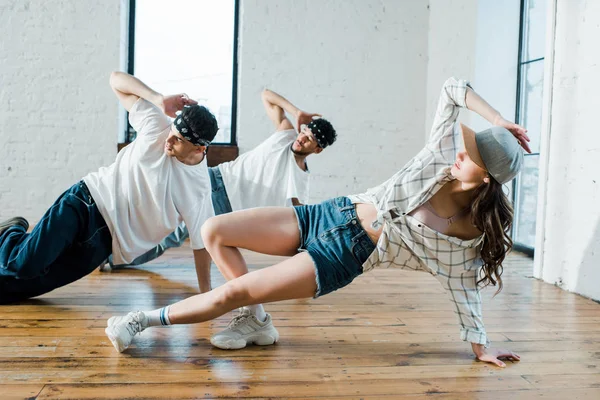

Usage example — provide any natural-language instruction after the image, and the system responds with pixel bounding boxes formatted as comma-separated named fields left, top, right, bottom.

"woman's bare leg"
left=193, top=248, right=213, bottom=293
left=201, top=206, right=304, bottom=332
left=169, top=252, right=317, bottom=324
left=105, top=210, right=317, bottom=352
left=201, top=207, right=301, bottom=280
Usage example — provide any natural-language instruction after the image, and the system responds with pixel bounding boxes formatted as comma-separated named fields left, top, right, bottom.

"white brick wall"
left=237, top=0, right=429, bottom=201
left=2, top=0, right=596, bottom=301
left=0, top=1, right=120, bottom=222
left=426, top=0, right=520, bottom=135
left=237, top=0, right=520, bottom=203
left=537, top=0, right=600, bottom=301
left=425, top=0, right=477, bottom=136
left=0, top=0, right=515, bottom=220
left=471, top=0, right=520, bottom=131
left=0, top=0, right=526, bottom=252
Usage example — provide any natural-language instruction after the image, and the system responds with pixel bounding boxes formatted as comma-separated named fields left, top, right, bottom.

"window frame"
left=512, top=0, right=545, bottom=257
left=121, top=0, right=240, bottom=147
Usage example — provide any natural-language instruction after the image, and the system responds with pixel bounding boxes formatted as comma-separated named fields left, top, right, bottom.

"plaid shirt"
left=348, top=77, right=489, bottom=346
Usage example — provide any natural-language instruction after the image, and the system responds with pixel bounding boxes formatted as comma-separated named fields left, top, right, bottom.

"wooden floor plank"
left=1, top=249, right=599, bottom=399
left=2, top=362, right=599, bottom=385
left=35, top=377, right=534, bottom=399
left=0, top=385, right=45, bottom=400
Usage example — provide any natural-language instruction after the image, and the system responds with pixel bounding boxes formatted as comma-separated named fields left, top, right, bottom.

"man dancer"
left=0, top=72, right=218, bottom=303
left=108, top=88, right=338, bottom=295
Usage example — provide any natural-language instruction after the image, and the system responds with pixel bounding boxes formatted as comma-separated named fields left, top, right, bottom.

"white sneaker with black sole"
left=210, top=307, right=279, bottom=350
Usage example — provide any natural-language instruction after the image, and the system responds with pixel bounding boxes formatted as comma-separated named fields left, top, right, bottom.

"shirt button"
left=352, top=220, right=357, bottom=225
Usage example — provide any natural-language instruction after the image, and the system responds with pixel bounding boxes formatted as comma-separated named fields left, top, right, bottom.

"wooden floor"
left=1, top=247, right=599, bottom=399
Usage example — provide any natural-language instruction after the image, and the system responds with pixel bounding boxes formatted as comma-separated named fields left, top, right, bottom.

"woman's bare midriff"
left=355, top=203, right=383, bottom=244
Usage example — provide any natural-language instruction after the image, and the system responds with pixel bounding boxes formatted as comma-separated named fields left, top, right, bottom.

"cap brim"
left=460, top=123, right=486, bottom=170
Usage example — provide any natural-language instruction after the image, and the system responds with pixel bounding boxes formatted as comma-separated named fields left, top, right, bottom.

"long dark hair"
left=470, top=178, right=514, bottom=294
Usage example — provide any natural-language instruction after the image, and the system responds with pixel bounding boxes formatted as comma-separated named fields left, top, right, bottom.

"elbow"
left=109, top=71, right=125, bottom=88
left=109, top=71, right=118, bottom=88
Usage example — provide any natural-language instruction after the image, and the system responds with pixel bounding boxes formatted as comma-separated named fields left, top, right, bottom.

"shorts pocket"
left=319, top=224, right=350, bottom=243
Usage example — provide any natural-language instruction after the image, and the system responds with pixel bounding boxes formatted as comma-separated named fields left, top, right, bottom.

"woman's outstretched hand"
left=472, top=343, right=521, bottom=367
left=493, top=116, right=531, bottom=153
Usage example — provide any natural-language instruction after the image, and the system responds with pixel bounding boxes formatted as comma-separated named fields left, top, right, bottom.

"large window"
left=513, top=0, right=547, bottom=254
left=124, top=0, right=238, bottom=145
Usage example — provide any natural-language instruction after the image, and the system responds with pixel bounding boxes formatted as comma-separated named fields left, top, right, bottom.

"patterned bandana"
left=173, top=113, right=211, bottom=146
left=307, top=120, right=330, bottom=149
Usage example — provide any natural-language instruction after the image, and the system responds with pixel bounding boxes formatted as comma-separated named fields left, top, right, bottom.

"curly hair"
left=308, top=118, right=337, bottom=148
left=180, top=105, right=219, bottom=144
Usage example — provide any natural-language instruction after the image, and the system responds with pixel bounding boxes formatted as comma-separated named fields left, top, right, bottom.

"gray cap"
left=460, top=124, right=524, bottom=184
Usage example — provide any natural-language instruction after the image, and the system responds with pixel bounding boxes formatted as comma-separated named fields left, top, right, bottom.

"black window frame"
left=122, top=0, right=239, bottom=146
left=512, top=0, right=545, bottom=257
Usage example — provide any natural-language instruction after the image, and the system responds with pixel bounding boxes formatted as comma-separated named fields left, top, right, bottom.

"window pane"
left=522, top=0, right=547, bottom=61
left=514, top=155, right=540, bottom=248
left=135, top=0, right=235, bottom=144
left=519, top=60, right=544, bottom=154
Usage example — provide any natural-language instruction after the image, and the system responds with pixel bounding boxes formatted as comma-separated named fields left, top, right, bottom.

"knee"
left=201, top=216, right=225, bottom=249
left=214, top=280, right=250, bottom=309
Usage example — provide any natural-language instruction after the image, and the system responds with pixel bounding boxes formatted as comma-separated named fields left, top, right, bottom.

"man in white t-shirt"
left=0, top=72, right=218, bottom=303
left=109, top=88, right=338, bottom=293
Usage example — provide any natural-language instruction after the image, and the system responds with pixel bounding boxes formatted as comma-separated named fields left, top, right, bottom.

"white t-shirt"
left=218, top=129, right=310, bottom=211
left=83, top=99, right=214, bottom=264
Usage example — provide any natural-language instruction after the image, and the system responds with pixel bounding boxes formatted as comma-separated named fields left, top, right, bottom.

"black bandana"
left=174, top=114, right=211, bottom=146
left=307, top=120, right=330, bottom=149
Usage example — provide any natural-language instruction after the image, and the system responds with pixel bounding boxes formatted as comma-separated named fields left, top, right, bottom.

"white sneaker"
left=210, top=308, right=279, bottom=350
left=106, top=313, right=130, bottom=327
left=105, top=311, right=148, bottom=353
left=97, top=258, right=111, bottom=272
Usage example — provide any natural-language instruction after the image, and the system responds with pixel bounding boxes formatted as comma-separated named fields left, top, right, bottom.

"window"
left=123, top=0, right=239, bottom=145
left=513, top=0, right=547, bottom=254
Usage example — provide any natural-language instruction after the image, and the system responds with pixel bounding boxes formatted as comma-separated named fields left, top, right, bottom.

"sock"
left=145, top=305, right=172, bottom=327
left=245, top=304, right=267, bottom=322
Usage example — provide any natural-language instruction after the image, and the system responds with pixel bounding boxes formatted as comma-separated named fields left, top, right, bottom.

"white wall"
left=535, top=0, right=600, bottom=300
left=237, top=0, right=429, bottom=201
left=426, top=0, right=520, bottom=136
left=471, top=0, right=520, bottom=131
left=0, top=1, right=120, bottom=222
left=237, top=0, right=519, bottom=204
left=0, top=0, right=524, bottom=229
left=426, top=0, right=478, bottom=135
left=2, top=0, right=596, bottom=302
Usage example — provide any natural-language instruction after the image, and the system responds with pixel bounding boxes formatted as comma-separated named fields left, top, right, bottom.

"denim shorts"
left=294, top=196, right=376, bottom=298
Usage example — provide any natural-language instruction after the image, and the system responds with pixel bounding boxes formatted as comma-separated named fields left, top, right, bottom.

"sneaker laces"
left=228, top=309, right=253, bottom=328
left=124, top=312, right=144, bottom=336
